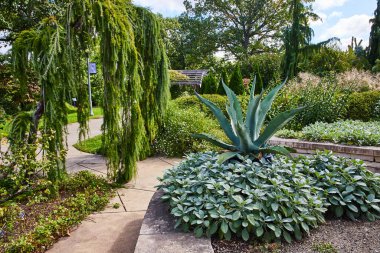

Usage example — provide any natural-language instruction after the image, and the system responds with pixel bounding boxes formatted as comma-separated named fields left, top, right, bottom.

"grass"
left=73, top=134, right=104, bottom=154
left=67, top=107, right=103, bottom=124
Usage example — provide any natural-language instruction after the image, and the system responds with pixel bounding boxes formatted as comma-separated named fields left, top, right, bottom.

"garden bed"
left=0, top=171, right=113, bottom=253
left=212, top=219, right=380, bottom=253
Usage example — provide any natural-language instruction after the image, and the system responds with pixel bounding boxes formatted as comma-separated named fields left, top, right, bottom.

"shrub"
left=153, top=101, right=227, bottom=156
left=269, top=75, right=352, bottom=130
left=244, top=53, right=282, bottom=86
left=170, top=85, right=195, bottom=99
left=217, top=70, right=229, bottom=95
left=301, top=120, right=380, bottom=146
left=229, top=65, right=245, bottom=95
left=346, top=91, right=380, bottom=121
left=158, top=152, right=380, bottom=243
left=201, top=73, right=218, bottom=94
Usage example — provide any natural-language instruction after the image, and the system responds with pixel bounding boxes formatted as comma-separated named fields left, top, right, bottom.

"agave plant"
left=193, top=78, right=304, bottom=163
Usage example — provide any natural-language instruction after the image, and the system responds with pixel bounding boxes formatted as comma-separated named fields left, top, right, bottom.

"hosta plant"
left=193, top=79, right=303, bottom=163
left=158, top=151, right=380, bottom=243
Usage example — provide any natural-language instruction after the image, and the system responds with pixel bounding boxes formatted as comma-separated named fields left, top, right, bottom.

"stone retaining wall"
left=134, top=190, right=214, bottom=253
left=269, top=137, right=380, bottom=172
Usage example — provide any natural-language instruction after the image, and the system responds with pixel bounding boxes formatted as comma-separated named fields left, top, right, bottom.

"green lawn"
left=73, top=134, right=104, bottom=154
left=67, top=107, right=103, bottom=124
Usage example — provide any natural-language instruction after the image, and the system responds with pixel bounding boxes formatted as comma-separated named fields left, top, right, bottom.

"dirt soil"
left=212, top=219, right=380, bottom=253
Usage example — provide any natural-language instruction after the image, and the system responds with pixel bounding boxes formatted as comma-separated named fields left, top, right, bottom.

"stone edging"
left=134, top=190, right=214, bottom=253
left=269, top=137, right=380, bottom=172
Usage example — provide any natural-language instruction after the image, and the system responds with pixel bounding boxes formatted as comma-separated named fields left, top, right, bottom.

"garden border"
left=134, top=190, right=214, bottom=253
left=269, top=137, right=380, bottom=172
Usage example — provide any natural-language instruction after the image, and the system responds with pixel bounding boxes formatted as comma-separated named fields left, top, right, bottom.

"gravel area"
left=212, top=219, right=380, bottom=253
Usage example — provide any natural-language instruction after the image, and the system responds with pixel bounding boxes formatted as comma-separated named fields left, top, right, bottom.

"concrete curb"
left=134, top=190, right=214, bottom=253
left=269, top=137, right=380, bottom=172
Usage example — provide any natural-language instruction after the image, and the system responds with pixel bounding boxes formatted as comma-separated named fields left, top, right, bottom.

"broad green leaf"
left=209, top=222, right=218, bottom=236
left=283, top=230, right=292, bottom=243
left=348, top=204, right=358, bottom=213
left=194, top=227, right=203, bottom=238
left=217, top=151, right=239, bottom=164
left=247, top=214, right=256, bottom=226
left=221, top=221, right=228, bottom=234
left=256, top=226, right=264, bottom=237
left=274, top=227, right=282, bottom=238
left=242, top=228, right=249, bottom=241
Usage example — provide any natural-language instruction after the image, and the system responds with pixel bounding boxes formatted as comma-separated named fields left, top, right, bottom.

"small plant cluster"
left=277, top=120, right=380, bottom=147
left=158, top=151, right=380, bottom=243
left=152, top=101, right=227, bottom=156
left=1, top=171, right=113, bottom=252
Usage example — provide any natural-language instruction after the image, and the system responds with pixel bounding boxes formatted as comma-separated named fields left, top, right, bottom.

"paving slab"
left=118, top=188, right=155, bottom=212
left=48, top=212, right=145, bottom=253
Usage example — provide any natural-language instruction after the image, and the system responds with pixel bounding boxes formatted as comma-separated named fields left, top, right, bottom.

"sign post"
left=87, top=59, right=96, bottom=116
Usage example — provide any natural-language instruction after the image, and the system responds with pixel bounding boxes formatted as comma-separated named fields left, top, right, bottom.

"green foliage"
left=201, top=73, right=218, bottom=94
left=1, top=171, right=113, bottom=252
left=217, top=70, right=229, bottom=95
left=243, top=53, right=282, bottom=86
left=194, top=80, right=302, bottom=163
left=368, top=2, right=380, bottom=66
left=73, top=135, right=104, bottom=155
left=311, top=242, right=338, bottom=253
left=170, top=85, right=195, bottom=99
left=277, top=120, right=380, bottom=147
left=300, top=46, right=355, bottom=75
left=269, top=75, right=352, bottom=130
left=229, top=65, right=245, bottom=95
left=65, top=103, right=77, bottom=114
left=346, top=91, right=380, bottom=121
left=153, top=101, right=226, bottom=157
left=158, top=151, right=380, bottom=243
left=11, top=2, right=170, bottom=184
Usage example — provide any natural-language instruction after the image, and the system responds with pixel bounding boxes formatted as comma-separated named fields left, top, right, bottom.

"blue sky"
left=133, top=0, right=377, bottom=49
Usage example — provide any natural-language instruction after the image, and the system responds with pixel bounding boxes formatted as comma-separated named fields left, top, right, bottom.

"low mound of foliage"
left=277, top=120, right=380, bottom=146
left=152, top=101, right=227, bottom=156
left=158, top=152, right=380, bottom=243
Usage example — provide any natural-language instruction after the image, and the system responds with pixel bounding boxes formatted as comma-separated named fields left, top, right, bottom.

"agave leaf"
left=222, top=81, right=244, bottom=125
left=235, top=122, right=259, bottom=153
left=245, top=91, right=263, bottom=141
left=217, top=151, right=240, bottom=164
left=255, top=79, right=287, bottom=137
left=254, top=107, right=304, bottom=147
left=260, top=146, right=294, bottom=157
left=192, top=133, right=238, bottom=151
left=195, top=92, right=239, bottom=146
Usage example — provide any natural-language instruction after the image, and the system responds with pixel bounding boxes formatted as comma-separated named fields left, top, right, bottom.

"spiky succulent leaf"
left=222, top=81, right=244, bottom=126
left=236, top=122, right=259, bottom=153
left=246, top=91, right=263, bottom=141
left=217, top=151, right=240, bottom=164
left=192, top=133, right=238, bottom=151
left=255, top=79, right=287, bottom=137
left=195, top=92, right=239, bottom=146
left=254, top=107, right=304, bottom=147
left=259, top=146, right=295, bottom=157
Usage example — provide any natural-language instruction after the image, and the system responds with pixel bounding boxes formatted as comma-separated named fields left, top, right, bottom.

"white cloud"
left=132, top=0, right=185, bottom=16
left=330, top=11, right=343, bottom=18
left=313, top=0, right=348, bottom=11
left=318, top=14, right=372, bottom=48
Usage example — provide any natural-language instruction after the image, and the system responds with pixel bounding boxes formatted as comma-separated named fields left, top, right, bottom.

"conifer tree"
left=369, top=1, right=380, bottom=66
left=217, top=70, right=229, bottom=95
left=201, top=73, right=218, bottom=94
left=229, top=65, right=245, bottom=95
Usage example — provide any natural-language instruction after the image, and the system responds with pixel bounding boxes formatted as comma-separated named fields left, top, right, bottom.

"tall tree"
left=184, top=0, right=290, bottom=60
left=11, top=0, right=170, bottom=184
left=368, top=1, right=380, bottom=66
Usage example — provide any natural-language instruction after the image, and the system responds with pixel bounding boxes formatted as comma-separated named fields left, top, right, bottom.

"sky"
left=132, top=0, right=378, bottom=49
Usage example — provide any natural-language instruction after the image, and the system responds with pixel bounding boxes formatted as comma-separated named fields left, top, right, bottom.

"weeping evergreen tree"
left=11, top=0, right=170, bottom=183
left=369, top=1, right=380, bottom=66
left=282, top=0, right=337, bottom=79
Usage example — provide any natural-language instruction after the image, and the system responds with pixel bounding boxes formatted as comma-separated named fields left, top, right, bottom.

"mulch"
left=212, top=219, right=380, bottom=253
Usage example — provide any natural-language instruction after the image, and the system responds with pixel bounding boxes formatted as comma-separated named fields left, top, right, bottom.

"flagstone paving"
left=47, top=119, right=182, bottom=253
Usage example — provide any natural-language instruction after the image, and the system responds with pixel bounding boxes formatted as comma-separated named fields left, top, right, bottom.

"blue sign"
left=89, top=63, right=97, bottom=74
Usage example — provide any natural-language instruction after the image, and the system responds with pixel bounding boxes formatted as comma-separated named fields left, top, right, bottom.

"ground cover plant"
left=277, top=120, right=380, bottom=146
left=0, top=171, right=113, bottom=253
left=158, top=151, right=380, bottom=243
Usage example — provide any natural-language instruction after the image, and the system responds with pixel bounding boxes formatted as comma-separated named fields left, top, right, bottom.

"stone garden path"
left=47, top=119, right=182, bottom=253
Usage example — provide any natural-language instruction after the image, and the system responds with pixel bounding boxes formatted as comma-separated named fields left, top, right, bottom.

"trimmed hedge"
left=346, top=91, right=380, bottom=121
